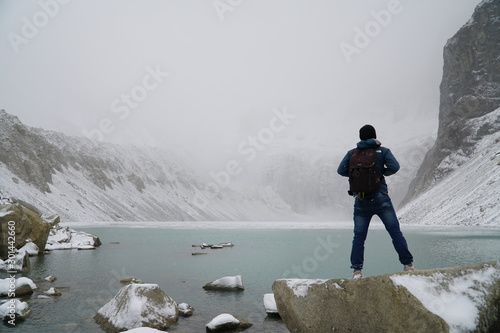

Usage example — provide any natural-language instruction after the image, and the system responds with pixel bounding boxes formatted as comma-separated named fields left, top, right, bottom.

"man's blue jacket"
left=337, top=139, right=400, bottom=194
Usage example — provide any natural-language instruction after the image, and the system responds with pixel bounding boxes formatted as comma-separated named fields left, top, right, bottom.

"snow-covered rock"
left=120, top=277, right=142, bottom=285
left=263, top=293, right=279, bottom=315
left=0, top=277, right=37, bottom=297
left=391, top=262, right=500, bottom=333
left=273, top=261, right=500, bottom=333
left=46, top=225, right=101, bottom=250
left=177, top=303, right=194, bottom=317
left=43, top=287, right=61, bottom=296
left=122, top=328, right=167, bottom=333
left=18, top=241, right=39, bottom=256
left=0, top=299, right=31, bottom=322
left=203, top=275, right=244, bottom=291
left=0, top=251, right=30, bottom=272
left=44, top=275, right=57, bottom=283
left=94, top=283, right=178, bottom=332
left=206, top=313, right=253, bottom=332
left=0, top=202, right=51, bottom=258
left=37, top=295, right=51, bottom=299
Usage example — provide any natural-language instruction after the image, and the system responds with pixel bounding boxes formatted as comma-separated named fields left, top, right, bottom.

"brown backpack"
left=348, top=148, right=381, bottom=195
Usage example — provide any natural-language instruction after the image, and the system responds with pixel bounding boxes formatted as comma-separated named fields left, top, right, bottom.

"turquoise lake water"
left=3, top=222, right=500, bottom=332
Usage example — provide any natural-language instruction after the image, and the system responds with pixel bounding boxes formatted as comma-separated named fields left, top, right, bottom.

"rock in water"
left=206, top=313, right=252, bottom=332
left=0, top=203, right=51, bottom=258
left=263, top=293, right=279, bottom=315
left=273, top=261, right=500, bottom=333
left=0, top=277, right=37, bottom=297
left=0, top=299, right=31, bottom=322
left=178, top=303, right=195, bottom=317
left=95, top=283, right=178, bottom=332
left=203, top=275, right=244, bottom=291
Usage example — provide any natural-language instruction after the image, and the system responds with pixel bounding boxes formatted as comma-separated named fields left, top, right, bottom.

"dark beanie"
left=359, top=125, right=376, bottom=140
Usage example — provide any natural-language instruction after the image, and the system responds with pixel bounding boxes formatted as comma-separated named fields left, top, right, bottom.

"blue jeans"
left=350, top=192, right=413, bottom=270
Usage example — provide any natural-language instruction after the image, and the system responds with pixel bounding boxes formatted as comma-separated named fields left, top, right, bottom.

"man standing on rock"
left=337, top=125, right=414, bottom=279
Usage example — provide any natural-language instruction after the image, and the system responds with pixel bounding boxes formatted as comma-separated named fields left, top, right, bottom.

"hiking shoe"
left=352, top=270, right=363, bottom=279
left=404, top=264, right=415, bottom=272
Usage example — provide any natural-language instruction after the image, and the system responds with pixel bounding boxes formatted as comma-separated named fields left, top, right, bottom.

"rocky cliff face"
left=404, top=0, right=500, bottom=201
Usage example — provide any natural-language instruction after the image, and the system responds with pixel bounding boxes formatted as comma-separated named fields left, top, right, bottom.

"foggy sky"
left=0, top=0, right=482, bottom=167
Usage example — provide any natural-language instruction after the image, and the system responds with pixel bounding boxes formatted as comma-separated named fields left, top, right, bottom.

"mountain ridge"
left=0, top=110, right=293, bottom=222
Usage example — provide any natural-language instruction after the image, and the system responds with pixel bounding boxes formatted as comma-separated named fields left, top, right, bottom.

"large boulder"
left=94, top=283, right=178, bottom=332
left=273, top=261, right=500, bottom=333
left=0, top=203, right=51, bottom=258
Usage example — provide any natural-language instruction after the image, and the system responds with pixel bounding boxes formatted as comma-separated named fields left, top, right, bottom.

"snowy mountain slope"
left=405, top=0, right=500, bottom=202
left=399, top=109, right=500, bottom=226
left=0, top=110, right=294, bottom=222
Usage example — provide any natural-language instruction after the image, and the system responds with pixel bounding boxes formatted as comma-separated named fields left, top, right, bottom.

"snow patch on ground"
left=390, top=263, right=500, bottom=333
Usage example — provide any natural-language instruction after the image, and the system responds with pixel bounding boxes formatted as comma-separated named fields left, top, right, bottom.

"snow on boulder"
left=0, top=277, right=37, bottom=297
left=94, top=283, right=178, bottom=332
left=0, top=202, right=51, bottom=258
left=122, top=328, right=167, bottom=333
left=390, top=262, right=500, bottom=333
left=0, top=299, right=31, bottom=322
left=43, top=287, right=62, bottom=296
left=45, top=275, right=57, bottom=283
left=206, top=313, right=252, bottom=333
left=263, top=293, right=279, bottom=315
left=273, top=261, right=500, bottom=333
left=203, top=275, right=244, bottom=291
left=18, top=240, right=39, bottom=256
left=46, top=225, right=101, bottom=250
left=177, top=303, right=194, bottom=317
left=0, top=251, right=30, bottom=272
